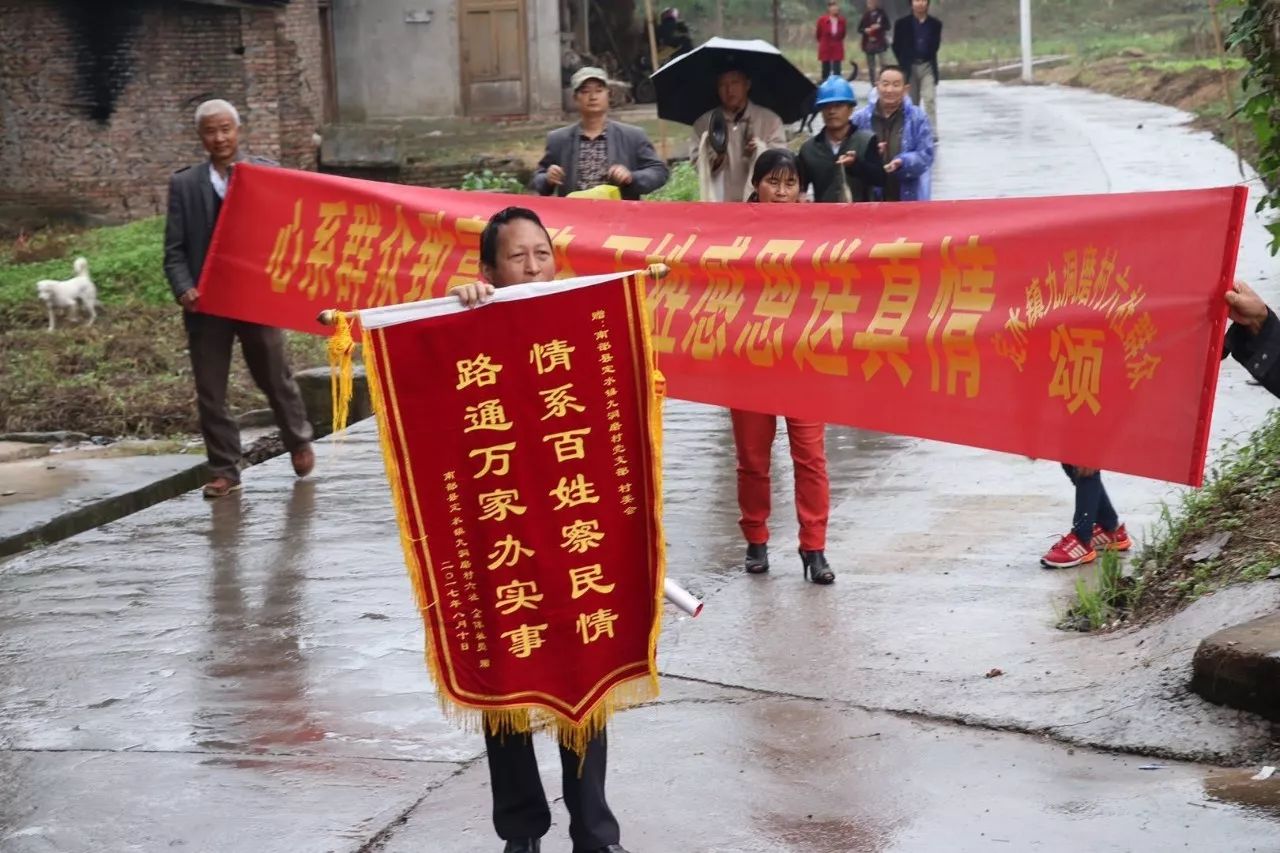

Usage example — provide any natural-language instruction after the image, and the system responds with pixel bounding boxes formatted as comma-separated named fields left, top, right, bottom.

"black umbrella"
left=651, top=37, right=817, bottom=126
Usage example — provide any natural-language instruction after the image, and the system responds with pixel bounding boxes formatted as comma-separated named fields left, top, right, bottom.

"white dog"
left=36, top=257, right=98, bottom=332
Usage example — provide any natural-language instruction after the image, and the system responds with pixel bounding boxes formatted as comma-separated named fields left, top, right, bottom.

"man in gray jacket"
left=163, top=99, right=314, bottom=499
left=531, top=67, right=669, bottom=200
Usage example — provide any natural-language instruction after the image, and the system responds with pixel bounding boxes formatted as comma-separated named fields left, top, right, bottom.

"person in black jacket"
left=797, top=76, right=885, bottom=203
left=892, top=0, right=942, bottom=136
left=1224, top=279, right=1280, bottom=396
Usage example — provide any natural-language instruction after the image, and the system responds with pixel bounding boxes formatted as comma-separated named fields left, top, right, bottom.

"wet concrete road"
left=3, top=82, right=1279, bottom=852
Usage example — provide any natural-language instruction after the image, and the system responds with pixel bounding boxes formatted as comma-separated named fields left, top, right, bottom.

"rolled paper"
left=663, top=577, right=703, bottom=617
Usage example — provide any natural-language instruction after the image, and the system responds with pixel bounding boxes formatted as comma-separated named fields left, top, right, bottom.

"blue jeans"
left=1062, top=464, right=1119, bottom=546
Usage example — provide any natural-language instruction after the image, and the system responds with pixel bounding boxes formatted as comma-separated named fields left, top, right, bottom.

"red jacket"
left=816, top=13, right=847, bottom=62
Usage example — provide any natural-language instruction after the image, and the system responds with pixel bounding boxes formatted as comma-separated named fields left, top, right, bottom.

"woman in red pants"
left=732, top=150, right=834, bottom=585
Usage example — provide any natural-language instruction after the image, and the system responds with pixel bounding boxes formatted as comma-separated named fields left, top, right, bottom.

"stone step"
left=1191, top=613, right=1280, bottom=722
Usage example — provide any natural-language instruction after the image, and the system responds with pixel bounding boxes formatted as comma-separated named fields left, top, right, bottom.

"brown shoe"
left=202, top=476, right=242, bottom=499
left=291, top=443, right=316, bottom=478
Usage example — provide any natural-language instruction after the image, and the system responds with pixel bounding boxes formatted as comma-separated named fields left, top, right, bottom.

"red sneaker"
left=1092, top=523, right=1132, bottom=552
left=1041, top=532, right=1097, bottom=569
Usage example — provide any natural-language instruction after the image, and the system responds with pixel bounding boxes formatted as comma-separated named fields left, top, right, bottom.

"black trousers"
left=821, top=59, right=843, bottom=79
left=485, top=728, right=619, bottom=850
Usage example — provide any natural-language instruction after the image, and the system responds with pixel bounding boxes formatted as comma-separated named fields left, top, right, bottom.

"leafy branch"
left=1227, top=0, right=1280, bottom=253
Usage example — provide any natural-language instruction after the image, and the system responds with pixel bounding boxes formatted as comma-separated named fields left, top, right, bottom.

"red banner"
left=360, top=273, right=664, bottom=746
left=200, top=164, right=1247, bottom=485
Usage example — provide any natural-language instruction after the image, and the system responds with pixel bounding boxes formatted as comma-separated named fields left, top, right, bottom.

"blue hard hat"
left=814, top=75, right=856, bottom=107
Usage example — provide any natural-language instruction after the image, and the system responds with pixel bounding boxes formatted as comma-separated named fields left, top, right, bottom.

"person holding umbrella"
left=691, top=66, right=788, bottom=202
left=798, top=75, right=885, bottom=203
left=650, top=38, right=815, bottom=203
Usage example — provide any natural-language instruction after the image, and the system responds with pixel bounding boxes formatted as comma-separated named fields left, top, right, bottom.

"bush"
left=460, top=169, right=526, bottom=194
left=648, top=160, right=698, bottom=202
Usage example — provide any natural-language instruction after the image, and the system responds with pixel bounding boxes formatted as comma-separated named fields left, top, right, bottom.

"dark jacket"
left=892, top=13, right=943, bottom=83
left=798, top=127, right=885, bottom=203
left=530, top=119, right=669, bottom=200
left=857, top=9, right=891, bottom=54
left=1224, top=310, right=1280, bottom=398
left=163, top=154, right=275, bottom=301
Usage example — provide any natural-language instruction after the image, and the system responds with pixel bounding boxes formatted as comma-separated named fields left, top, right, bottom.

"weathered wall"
left=331, top=0, right=562, bottom=120
left=331, top=0, right=464, bottom=120
left=0, top=0, right=323, bottom=222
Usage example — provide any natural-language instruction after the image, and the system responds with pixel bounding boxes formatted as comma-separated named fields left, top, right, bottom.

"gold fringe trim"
left=327, top=312, right=356, bottom=437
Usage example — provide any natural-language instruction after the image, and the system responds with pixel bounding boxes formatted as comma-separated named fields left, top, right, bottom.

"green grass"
left=1138, top=57, right=1249, bottom=73
left=1065, top=409, right=1280, bottom=630
left=0, top=217, right=169, bottom=309
left=1063, top=550, right=1132, bottom=631
left=0, top=218, right=327, bottom=436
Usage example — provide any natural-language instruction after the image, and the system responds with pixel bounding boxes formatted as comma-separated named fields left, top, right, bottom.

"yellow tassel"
left=328, top=312, right=356, bottom=436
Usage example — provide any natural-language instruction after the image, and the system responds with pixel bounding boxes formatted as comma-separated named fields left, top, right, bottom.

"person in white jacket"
left=690, top=68, right=788, bottom=202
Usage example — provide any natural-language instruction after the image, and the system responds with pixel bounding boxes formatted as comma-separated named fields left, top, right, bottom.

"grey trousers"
left=184, top=311, right=312, bottom=480
left=912, top=60, right=938, bottom=133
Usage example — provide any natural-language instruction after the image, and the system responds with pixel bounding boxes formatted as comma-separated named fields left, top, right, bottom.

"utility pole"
left=773, top=0, right=781, bottom=47
left=1020, top=0, right=1033, bottom=83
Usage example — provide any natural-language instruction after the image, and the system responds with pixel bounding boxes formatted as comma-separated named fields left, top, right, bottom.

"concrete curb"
left=1190, top=613, right=1280, bottom=723
left=0, top=460, right=208, bottom=558
left=1, top=370, right=372, bottom=560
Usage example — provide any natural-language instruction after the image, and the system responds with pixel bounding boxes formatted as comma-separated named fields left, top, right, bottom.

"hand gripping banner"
left=327, top=272, right=666, bottom=751
left=199, top=164, right=1249, bottom=485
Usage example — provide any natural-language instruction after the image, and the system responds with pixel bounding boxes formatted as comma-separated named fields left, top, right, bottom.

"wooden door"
left=460, top=0, right=529, bottom=116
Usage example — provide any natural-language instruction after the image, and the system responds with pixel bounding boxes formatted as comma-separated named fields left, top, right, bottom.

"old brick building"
left=0, top=0, right=330, bottom=223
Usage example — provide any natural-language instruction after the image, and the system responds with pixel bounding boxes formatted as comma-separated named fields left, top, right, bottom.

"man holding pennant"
left=335, top=207, right=664, bottom=853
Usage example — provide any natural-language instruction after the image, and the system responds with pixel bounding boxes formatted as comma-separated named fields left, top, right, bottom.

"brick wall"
left=0, top=0, right=323, bottom=223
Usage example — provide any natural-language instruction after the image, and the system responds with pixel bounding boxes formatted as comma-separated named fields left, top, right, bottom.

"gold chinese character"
left=487, top=535, right=534, bottom=570
left=927, top=236, right=997, bottom=398
left=540, top=383, right=586, bottom=420
left=266, top=199, right=304, bottom=293
left=734, top=239, right=804, bottom=368
left=1126, top=353, right=1162, bottom=389
left=502, top=622, right=549, bottom=658
left=478, top=489, right=527, bottom=521
left=561, top=519, right=605, bottom=553
left=853, top=239, right=922, bottom=385
left=1025, top=279, right=1048, bottom=327
left=1123, top=312, right=1158, bottom=360
left=335, top=204, right=382, bottom=304
left=576, top=608, right=618, bottom=644
left=457, top=354, right=503, bottom=390
left=531, top=340, right=576, bottom=374
left=495, top=580, right=544, bottom=615
left=569, top=564, right=616, bottom=599
left=465, top=399, right=514, bottom=433
left=402, top=211, right=454, bottom=302
left=683, top=238, right=750, bottom=361
left=544, top=428, right=591, bottom=463
left=299, top=201, right=347, bottom=300
left=550, top=474, right=600, bottom=510
left=1049, top=325, right=1105, bottom=414
left=994, top=307, right=1030, bottom=372
left=469, top=442, right=516, bottom=479
left=792, top=239, right=862, bottom=376
left=369, top=205, right=416, bottom=307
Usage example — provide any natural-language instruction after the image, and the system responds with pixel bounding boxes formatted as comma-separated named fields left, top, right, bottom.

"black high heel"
left=800, top=549, right=834, bottom=584
left=745, top=542, right=769, bottom=574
